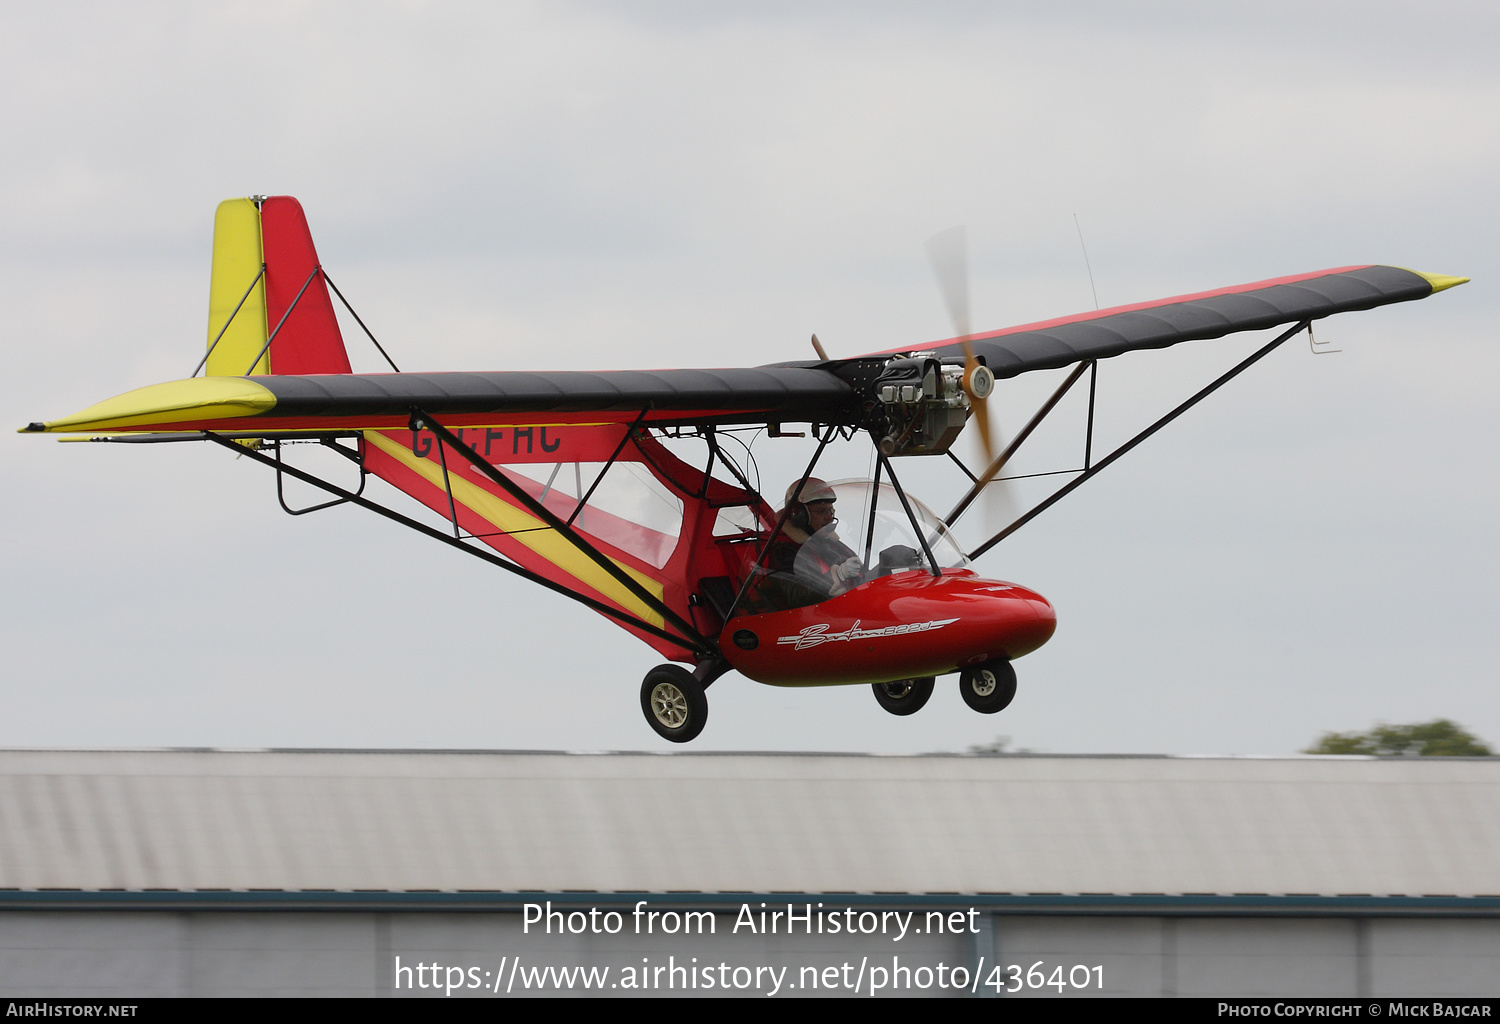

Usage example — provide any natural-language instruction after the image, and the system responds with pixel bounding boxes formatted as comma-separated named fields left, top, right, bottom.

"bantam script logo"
left=777, top=618, right=960, bottom=651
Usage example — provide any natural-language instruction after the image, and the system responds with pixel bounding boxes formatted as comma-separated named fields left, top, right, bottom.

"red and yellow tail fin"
left=205, top=198, right=267, bottom=375
left=204, top=196, right=351, bottom=377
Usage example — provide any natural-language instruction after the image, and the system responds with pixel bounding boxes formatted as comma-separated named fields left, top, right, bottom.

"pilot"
left=765, top=478, right=865, bottom=603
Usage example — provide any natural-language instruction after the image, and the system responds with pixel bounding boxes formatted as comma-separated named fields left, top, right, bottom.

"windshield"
left=825, top=478, right=969, bottom=573
left=743, top=478, right=969, bottom=613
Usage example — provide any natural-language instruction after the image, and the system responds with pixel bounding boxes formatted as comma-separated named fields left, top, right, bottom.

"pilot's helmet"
left=786, top=477, right=836, bottom=506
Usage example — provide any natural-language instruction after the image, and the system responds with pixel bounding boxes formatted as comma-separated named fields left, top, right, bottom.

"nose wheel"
left=871, top=677, right=935, bottom=716
left=960, top=658, right=1017, bottom=714
left=641, top=665, right=709, bottom=742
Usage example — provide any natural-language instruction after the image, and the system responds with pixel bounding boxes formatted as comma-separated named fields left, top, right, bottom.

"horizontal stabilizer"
left=23, top=378, right=276, bottom=433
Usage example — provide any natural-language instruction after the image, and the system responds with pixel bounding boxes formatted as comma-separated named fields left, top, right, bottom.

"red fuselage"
left=720, top=569, right=1055, bottom=686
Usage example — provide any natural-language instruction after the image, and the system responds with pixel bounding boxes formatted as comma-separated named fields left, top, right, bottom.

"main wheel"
left=959, top=659, right=1017, bottom=714
left=641, top=665, right=708, bottom=743
left=871, top=677, right=935, bottom=716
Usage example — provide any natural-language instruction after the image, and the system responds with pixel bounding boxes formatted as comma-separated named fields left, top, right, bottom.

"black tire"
left=959, top=659, right=1017, bottom=714
left=641, top=665, right=708, bottom=743
left=871, top=677, right=935, bottom=716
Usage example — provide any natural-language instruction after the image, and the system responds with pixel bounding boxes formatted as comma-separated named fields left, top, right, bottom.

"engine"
left=869, top=354, right=978, bottom=457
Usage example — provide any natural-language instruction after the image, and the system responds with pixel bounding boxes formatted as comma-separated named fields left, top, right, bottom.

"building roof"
left=1, top=749, right=1496, bottom=899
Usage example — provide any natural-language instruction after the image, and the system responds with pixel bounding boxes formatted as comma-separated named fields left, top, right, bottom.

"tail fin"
left=204, top=196, right=352, bottom=376
left=205, top=198, right=268, bottom=375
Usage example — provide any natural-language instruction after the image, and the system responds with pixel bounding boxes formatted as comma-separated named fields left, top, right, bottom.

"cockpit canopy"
left=727, top=478, right=969, bottom=614
left=818, top=478, right=969, bottom=573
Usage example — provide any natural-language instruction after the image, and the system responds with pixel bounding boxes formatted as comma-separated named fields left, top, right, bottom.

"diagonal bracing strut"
left=968, top=319, right=1312, bottom=560
left=409, top=408, right=712, bottom=653
left=722, top=431, right=833, bottom=621
left=946, top=359, right=1093, bottom=527
left=202, top=431, right=708, bottom=655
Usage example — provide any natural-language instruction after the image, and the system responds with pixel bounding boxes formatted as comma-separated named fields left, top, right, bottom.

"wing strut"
left=703, top=428, right=763, bottom=504
left=722, top=430, right=834, bottom=621
left=945, top=359, right=1093, bottom=527
left=968, top=319, right=1311, bottom=560
left=409, top=408, right=713, bottom=655
left=566, top=407, right=649, bottom=528
left=878, top=452, right=942, bottom=578
left=198, top=431, right=708, bottom=655
left=861, top=455, right=883, bottom=569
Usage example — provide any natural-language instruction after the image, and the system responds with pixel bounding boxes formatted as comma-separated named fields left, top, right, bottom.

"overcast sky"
left=2, top=1, right=1495, bottom=755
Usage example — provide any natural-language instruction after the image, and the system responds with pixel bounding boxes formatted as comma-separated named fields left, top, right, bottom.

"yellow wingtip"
left=23, top=377, right=277, bottom=434
left=1412, top=270, right=1469, bottom=293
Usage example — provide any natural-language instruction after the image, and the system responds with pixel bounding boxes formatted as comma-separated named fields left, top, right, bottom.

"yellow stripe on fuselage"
left=364, top=431, right=666, bottom=627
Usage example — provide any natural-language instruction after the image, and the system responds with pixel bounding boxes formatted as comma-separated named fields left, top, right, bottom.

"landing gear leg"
left=960, top=658, right=1017, bottom=714
left=641, top=664, right=709, bottom=742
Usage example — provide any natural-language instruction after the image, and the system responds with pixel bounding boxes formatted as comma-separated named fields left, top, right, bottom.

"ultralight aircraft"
left=23, top=197, right=1467, bottom=741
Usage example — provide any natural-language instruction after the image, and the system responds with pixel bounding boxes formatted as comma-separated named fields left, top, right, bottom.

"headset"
left=789, top=500, right=837, bottom=533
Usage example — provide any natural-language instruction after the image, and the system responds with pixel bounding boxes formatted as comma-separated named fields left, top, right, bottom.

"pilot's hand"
left=829, top=556, right=864, bottom=586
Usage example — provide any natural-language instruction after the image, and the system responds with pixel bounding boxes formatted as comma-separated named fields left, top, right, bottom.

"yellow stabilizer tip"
left=1412, top=270, right=1469, bottom=293
left=23, top=377, right=277, bottom=433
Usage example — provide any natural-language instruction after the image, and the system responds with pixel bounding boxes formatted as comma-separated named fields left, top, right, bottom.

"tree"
left=968, top=736, right=1012, bottom=755
left=1303, top=719, right=1493, bottom=757
left=966, top=736, right=1032, bottom=755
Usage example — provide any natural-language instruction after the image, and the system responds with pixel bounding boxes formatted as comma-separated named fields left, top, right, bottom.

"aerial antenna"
left=810, top=333, right=830, bottom=360
left=1073, top=213, right=1099, bottom=311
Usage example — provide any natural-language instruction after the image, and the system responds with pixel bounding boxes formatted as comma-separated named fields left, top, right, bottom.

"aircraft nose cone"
left=1001, top=587, right=1056, bottom=659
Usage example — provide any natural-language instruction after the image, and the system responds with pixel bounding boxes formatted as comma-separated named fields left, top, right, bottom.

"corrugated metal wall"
left=1, top=750, right=1497, bottom=895
left=1, top=750, right=1496, bottom=997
